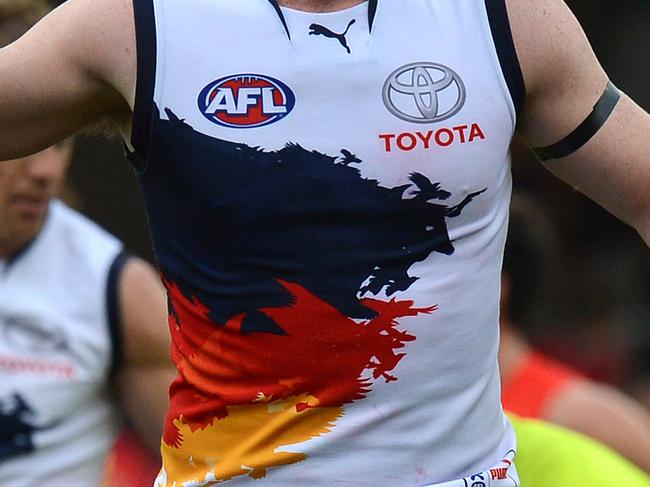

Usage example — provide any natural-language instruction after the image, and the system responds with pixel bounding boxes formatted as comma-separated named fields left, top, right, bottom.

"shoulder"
left=503, top=0, right=609, bottom=143
left=504, top=0, right=601, bottom=93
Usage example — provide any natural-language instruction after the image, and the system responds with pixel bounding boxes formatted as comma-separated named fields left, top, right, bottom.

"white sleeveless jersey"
left=130, top=0, right=524, bottom=485
left=0, top=201, right=124, bottom=487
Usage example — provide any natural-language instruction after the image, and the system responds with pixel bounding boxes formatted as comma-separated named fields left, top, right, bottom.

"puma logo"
left=309, top=19, right=356, bottom=54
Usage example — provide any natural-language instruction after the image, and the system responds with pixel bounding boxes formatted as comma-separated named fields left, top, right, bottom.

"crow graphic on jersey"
left=144, top=108, right=486, bottom=484
left=0, top=394, right=57, bottom=460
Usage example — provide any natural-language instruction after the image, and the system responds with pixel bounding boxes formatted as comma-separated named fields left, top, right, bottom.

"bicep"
left=510, top=0, right=609, bottom=146
left=0, top=0, right=135, bottom=160
left=507, top=0, right=650, bottom=236
left=539, top=96, right=650, bottom=232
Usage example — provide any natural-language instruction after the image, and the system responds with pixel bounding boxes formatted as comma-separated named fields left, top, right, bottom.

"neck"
left=276, top=0, right=366, bottom=13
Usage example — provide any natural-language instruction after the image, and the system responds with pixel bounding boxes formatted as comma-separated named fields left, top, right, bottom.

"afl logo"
left=383, top=62, right=466, bottom=124
left=198, top=74, right=296, bottom=129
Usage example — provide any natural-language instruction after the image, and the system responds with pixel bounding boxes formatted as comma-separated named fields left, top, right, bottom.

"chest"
left=154, top=1, right=514, bottom=193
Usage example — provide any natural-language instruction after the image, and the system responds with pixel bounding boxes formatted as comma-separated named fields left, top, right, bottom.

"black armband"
left=532, top=81, right=621, bottom=161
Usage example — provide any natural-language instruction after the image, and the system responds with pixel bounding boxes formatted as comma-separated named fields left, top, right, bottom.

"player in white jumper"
left=0, top=145, right=172, bottom=487
left=0, top=5, right=173, bottom=485
left=0, top=142, right=174, bottom=486
left=0, top=0, right=649, bottom=486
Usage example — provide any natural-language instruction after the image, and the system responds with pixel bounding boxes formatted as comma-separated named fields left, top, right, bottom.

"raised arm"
left=509, top=0, right=650, bottom=244
left=0, top=0, right=136, bottom=160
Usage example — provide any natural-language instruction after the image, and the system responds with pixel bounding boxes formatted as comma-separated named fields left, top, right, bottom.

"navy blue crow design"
left=139, top=107, right=486, bottom=334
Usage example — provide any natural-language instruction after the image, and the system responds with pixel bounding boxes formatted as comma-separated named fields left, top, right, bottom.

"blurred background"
left=58, top=0, right=650, bottom=405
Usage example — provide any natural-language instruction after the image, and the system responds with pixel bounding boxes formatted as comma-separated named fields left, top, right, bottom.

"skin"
left=507, top=0, right=650, bottom=245
left=115, top=256, right=176, bottom=453
left=276, top=0, right=364, bottom=11
left=500, top=276, right=650, bottom=473
left=0, top=143, right=71, bottom=259
left=0, top=140, right=174, bottom=454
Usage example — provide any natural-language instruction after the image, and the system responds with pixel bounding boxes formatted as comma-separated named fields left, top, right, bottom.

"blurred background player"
left=0, top=2, right=172, bottom=485
left=500, top=192, right=650, bottom=473
left=510, top=414, right=650, bottom=487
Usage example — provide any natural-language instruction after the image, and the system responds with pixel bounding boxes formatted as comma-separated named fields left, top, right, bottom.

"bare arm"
left=546, top=381, right=650, bottom=473
left=0, top=0, right=136, bottom=159
left=508, top=0, right=650, bottom=244
left=507, top=1, right=650, bottom=469
left=113, top=258, right=175, bottom=454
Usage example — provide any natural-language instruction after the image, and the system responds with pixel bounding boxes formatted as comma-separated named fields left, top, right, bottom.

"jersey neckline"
left=267, top=0, right=378, bottom=38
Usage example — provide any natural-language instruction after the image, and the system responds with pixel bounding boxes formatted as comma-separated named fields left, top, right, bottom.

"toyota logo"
left=383, top=62, right=466, bottom=124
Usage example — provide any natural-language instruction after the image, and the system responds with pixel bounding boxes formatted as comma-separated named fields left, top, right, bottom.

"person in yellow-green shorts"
left=510, top=415, right=650, bottom=486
